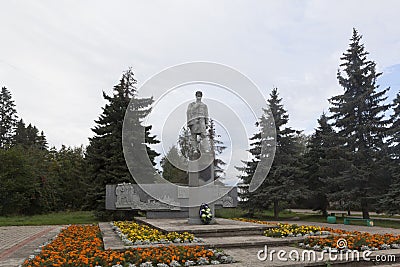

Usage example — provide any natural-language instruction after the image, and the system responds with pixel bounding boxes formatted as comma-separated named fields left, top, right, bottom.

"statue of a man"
left=187, top=91, right=209, bottom=153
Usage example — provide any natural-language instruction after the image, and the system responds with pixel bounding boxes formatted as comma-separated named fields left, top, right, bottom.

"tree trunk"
left=361, top=198, right=370, bottom=219
left=322, top=209, right=328, bottom=217
left=347, top=209, right=351, bottom=216
left=273, top=199, right=279, bottom=219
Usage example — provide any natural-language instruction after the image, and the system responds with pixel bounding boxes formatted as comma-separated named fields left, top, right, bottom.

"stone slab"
left=202, top=235, right=304, bottom=249
left=146, top=211, right=188, bottom=219
left=204, top=246, right=400, bottom=267
left=99, top=222, right=126, bottom=250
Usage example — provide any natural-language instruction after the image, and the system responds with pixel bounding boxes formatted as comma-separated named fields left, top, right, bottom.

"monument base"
left=146, top=210, right=188, bottom=219
left=187, top=217, right=216, bottom=225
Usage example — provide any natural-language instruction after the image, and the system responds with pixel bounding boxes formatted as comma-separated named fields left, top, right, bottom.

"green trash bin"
left=327, top=215, right=336, bottom=224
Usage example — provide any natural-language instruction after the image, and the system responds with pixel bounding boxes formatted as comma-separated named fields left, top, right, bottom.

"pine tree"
left=328, top=29, right=391, bottom=218
left=0, top=86, right=17, bottom=149
left=86, top=69, right=159, bottom=218
left=237, top=88, right=304, bottom=218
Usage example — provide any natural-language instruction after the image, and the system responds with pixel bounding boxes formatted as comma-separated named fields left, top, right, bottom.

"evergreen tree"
left=86, top=69, right=159, bottom=219
left=237, top=88, right=304, bottom=218
left=13, top=119, right=28, bottom=146
left=178, top=127, right=191, bottom=159
left=176, top=121, right=226, bottom=182
left=387, top=92, right=400, bottom=161
left=380, top=92, right=400, bottom=214
left=236, top=128, right=261, bottom=214
left=37, top=131, right=48, bottom=150
left=208, top=118, right=227, bottom=182
left=328, top=29, right=391, bottom=218
left=13, top=119, right=48, bottom=150
left=145, top=125, right=160, bottom=166
left=304, top=113, right=341, bottom=215
left=160, top=146, right=188, bottom=184
left=0, top=86, right=17, bottom=149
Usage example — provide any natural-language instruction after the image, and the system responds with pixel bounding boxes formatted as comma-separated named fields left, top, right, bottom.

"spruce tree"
left=328, top=29, right=391, bottom=218
left=380, top=92, right=400, bottom=214
left=86, top=69, right=159, bottom=218
left=178, top=127, right=191, bottom=159
left=13, top=120, right=48, bottom=150
left=13, top=119, right=28, bottom=146
left=161, top=146, right=188, bottom=184
left=304, top=113, right=341, bottom=215
left=237, top=88, right=304, bottom=218
left=208, top=118, right=227, bottom=182
left=236, top=128, right=261, bottom=215
left=0, top=86, right=17, bottom=149
left=388, top=92, right=400, bottom=161
left=175, top=121, right=226, bottom=183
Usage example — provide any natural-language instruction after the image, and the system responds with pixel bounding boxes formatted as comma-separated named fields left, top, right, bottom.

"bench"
left=343, top=217, right=374, bottom=227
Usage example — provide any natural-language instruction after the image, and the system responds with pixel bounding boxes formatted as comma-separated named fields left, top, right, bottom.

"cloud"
left=1, top=1, right=400, bottom=168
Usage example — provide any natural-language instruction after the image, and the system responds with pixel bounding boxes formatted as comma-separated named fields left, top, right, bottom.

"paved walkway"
left=292, top=209, right=400, bottom=220
left=2, top=221, right=400, bottom=267
left=0, top=225, right=62, bottom=267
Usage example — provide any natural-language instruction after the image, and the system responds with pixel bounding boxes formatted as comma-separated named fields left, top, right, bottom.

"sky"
left=1, top=1, right=400, bottom=183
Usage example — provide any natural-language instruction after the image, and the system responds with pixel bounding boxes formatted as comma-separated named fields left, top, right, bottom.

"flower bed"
left=232, top=218, right=277, bottom=225
left=232, top=218, right=400, bottom=251
left=303, top=231, right=400, bottom=251
left=233, top=219, right=325, bottom=237
left=265, top=223, right=328, bottom=237
left=22, top=224, right=234, bottom=267
left=112, top=221, right=201, bottom=245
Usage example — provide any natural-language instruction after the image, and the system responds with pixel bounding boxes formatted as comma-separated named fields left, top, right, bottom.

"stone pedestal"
left=188, top=157, right=215, bottom=225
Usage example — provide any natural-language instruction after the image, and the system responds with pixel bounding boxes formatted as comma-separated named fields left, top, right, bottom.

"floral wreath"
left=199, top=203, right=213, bottom=224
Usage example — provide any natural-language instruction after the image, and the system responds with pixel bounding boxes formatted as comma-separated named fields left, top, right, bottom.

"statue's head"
left=195, top=91, right=202, bottom=101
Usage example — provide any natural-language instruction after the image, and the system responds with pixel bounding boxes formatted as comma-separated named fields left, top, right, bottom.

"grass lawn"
left=216, top=208, right=400, bottom=229
left=0, top=211, right=98, bottom=226
left=215, top=207, right=298, bottom=219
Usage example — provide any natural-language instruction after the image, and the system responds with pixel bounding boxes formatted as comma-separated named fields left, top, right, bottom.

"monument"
left=187, top=91, right=215, bottom=224
left=106, top=90, right=237, bottom=224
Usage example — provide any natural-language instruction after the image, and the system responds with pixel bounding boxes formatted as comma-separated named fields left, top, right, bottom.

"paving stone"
left=0, top=225, right=62, bottom=267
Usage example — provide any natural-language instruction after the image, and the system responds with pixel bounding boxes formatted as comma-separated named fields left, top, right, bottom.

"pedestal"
left=188, top=157, right=215, bottom=225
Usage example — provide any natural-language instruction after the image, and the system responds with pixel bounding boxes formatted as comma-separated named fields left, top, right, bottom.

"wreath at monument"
left=199, top=203, right=213, bottom=224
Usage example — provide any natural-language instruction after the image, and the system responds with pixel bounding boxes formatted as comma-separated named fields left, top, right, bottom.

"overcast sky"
left=2, top=1, right=400, bottom=180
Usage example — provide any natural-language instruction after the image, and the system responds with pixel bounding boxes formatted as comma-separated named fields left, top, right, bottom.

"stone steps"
left=201, top=235, right=304, bottom=248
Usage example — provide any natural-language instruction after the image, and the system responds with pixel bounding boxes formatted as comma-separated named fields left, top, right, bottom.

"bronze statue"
left=187, top=91, right=209, bottom=155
